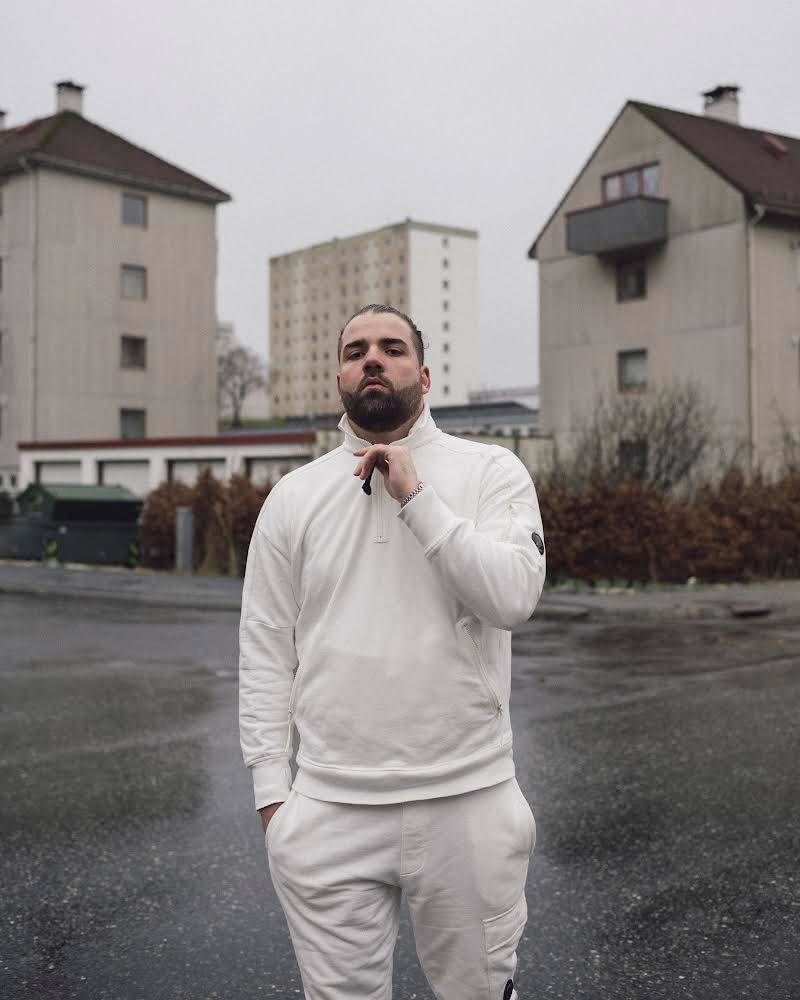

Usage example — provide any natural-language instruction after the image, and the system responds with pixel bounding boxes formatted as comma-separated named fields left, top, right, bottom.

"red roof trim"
left=18, top=432, right=317, bottom=451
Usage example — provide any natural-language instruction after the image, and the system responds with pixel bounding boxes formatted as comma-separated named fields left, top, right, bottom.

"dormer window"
left=603, top=164, right=660, bottom=202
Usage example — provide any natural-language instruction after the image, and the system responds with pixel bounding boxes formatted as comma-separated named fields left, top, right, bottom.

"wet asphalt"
left=1, top=593, right=798, bottom=1000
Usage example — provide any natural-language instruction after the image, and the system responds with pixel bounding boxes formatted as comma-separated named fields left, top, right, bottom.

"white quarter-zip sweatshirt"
left=239, top=403, right=546, bottom=809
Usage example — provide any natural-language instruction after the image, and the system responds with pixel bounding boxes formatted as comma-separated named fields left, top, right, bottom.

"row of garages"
left=17, top=431, right=319, bottom=498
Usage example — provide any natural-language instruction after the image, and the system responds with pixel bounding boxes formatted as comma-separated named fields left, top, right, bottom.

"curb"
left=2, top=581, right=793, bottom=624
left=0, top=583, right=242, bottom=614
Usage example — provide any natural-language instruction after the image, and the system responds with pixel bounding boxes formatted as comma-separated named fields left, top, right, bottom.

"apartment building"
left=269, top=219, right=479, bottom=417
left=0, top=81, right=230, bottom=490
left=528, top=85, right=800, bottom=472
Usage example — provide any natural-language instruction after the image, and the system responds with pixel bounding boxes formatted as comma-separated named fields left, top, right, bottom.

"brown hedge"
left=539, top=470, right=800, bottom=585
left=138, top=465, right=800, bottom=584
left=139, top=471, right=271, bottom=573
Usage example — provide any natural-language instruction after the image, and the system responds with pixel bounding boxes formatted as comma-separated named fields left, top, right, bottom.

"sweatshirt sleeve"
left=238, top=488, right=300, bottom=811
left=397, top=449, right=546, bottom=630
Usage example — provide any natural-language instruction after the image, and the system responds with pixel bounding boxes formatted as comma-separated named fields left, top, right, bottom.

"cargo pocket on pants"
left=482, top=891, right=527, bottom=999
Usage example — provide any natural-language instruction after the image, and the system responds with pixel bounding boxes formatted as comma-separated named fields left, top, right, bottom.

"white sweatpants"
left=266, top=777, right=536, bottom=1000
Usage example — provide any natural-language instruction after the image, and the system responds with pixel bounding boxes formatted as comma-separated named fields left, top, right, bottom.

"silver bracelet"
left=400, top=482, right=425, bottom=508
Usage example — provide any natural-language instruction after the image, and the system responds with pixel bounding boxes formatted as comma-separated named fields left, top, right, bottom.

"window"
left=0, top=258, right=3, bottom=292
left=120, top=408, right=146, bottom=439
left=0, top=330, right=3, bottom=365
left=442, top=279, right=450, bottom=290
left=622, top=169, right=639, bottom=198
left=442, top=321, right=450, bottom=332
left=442, top=342, right=450, bottom=354
left=442, top=300, right=449, bottom=312
left=121, top=264, right=147, bottom=300
left=122, top=193, right=147, bottom=227
left=443, top=363, right=450, bottom=374
left=618, top=349, right=647, bottom=393
left=442, top=237, right=449, bottom=249
left=443, top=385, right=450, bottom=395
left=616, top=259, right=646, bottom=301
left=603, top=163, right=660, bottom=202
left=120, top=335, right=146, bottom=369
left=619, top=439, right=648, bottom=479
left=442, top=258, right=449, bottom=269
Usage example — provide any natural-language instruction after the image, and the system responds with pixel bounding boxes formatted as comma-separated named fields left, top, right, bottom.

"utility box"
left=1, top=484, right=143, bottom=566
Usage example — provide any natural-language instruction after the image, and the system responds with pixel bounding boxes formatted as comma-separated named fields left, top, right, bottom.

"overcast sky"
left=4, top=0, right=799, bottom=390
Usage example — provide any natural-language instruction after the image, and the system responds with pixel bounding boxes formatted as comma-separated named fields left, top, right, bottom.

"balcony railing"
left=566, top=196, right=669, bottom=256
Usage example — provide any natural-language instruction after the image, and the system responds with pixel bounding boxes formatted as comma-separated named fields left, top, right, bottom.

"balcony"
left=566, top=196, right=669, bottom=256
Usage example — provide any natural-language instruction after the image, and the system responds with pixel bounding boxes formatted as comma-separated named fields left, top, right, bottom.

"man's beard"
left=339, top=378, right=423, bottom=433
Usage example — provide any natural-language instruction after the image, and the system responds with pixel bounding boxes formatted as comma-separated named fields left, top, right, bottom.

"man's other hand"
left=259, top=801, right=284, bottom=833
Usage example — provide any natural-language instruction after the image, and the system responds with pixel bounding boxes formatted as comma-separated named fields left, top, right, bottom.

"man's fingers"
left=353, top=445, right=388, bottom=479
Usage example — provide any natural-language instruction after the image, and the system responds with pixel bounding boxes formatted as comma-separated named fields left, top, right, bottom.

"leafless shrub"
left=548, top=381, right=715, bottom=495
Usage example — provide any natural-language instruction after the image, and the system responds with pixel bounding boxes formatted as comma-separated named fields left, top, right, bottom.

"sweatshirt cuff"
left=397, top=484, right=460, bottom=555
left=251, top=757, right=293, bottom=811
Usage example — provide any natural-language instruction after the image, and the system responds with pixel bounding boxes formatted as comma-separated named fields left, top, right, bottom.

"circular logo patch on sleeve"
left=531, top=532, right=544, bottom=555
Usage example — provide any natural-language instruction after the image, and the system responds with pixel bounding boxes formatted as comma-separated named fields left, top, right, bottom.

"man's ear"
left=421, top=365, right=431, bottom=395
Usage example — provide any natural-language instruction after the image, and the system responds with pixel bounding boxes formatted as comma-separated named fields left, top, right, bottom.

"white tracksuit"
left=239, top=403, right=546, bottom=999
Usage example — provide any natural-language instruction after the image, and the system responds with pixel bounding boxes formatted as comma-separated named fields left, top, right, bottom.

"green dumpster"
left=0, top=484, right=143, bottom=566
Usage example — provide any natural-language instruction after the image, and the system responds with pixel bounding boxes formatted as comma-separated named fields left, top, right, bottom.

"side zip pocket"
left=457, top=616, right=502, bottom=715
left=286, top=663, right=305, bottom=751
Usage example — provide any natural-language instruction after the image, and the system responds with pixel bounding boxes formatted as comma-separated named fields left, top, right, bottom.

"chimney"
left=55, top=80, right=85, bottom=115
left=701, top=85, right=740, bottom=124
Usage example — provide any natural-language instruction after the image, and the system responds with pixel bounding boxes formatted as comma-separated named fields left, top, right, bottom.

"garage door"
left=100, top=461, right=150, bottom=497
left=37, top=461, right=82, bottom=485
left=169, top=459, right=226, bottom=486
left=247, top=459, right=282, bottom=486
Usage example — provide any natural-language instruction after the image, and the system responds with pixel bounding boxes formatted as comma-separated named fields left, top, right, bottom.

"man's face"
left=337, top=313, right=431, bottom=432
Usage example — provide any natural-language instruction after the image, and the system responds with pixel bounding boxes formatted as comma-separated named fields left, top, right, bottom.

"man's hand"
left=353, top=444, right=419, bottom=503
left=259, top=801, right=283, bottom=834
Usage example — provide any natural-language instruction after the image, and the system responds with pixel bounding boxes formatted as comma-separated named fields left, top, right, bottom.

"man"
left=239, top=304, right=546, bottom=1000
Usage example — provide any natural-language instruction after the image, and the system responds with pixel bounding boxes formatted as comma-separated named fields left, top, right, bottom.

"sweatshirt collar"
left=338, top=399, right=440, bottom=453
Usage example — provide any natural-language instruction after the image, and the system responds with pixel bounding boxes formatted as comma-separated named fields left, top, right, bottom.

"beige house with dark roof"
left=529, top=86, right=800, bottom=474
left=0, top=81, right=230, bottom=490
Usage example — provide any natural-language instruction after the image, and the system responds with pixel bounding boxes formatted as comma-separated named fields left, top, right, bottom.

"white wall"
left=19, top=438, right=316, bottom=495
left=408, top=226, right=478, bottom=407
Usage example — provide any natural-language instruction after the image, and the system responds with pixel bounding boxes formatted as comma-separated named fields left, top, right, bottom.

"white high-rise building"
left=269, top=219, right=479, bottom=417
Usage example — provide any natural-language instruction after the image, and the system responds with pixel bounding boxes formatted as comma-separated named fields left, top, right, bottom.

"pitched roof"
left=0, top=110, right=230, bottom=204
left=20, top=483, right=141, bottom=502
left=633, top=101, right=800, bottom=218
left=528, top=99, right=800, bottom=258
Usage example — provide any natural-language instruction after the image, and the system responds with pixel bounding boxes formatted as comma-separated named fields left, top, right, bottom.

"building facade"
left=0, top=81, right=230, bottom=491
left=269, top=219, right=479, bottom=417
left=529, top=86, right=800, bottom=473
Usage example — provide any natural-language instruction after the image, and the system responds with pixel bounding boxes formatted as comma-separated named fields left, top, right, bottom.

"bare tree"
left=550, top=381, right=715, bottom=494
left=776, top=413, right=800, bottom=475
left=217, top=340, right=268, bottom=428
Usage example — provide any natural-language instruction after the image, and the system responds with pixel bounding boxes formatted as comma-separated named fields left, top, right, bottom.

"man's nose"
left=362, top=351, right=384, bottom=369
